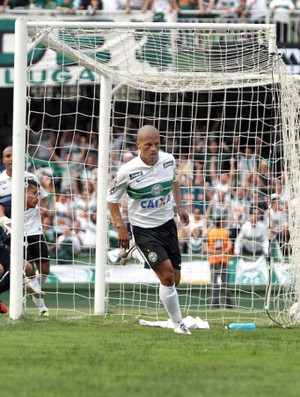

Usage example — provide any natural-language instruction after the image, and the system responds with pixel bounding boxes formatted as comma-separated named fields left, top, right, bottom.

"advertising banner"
left=46, top=258, right=292, bottom=285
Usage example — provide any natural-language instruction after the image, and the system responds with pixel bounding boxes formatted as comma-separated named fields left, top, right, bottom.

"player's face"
left=2, top=147, right=13, bottom=175
left=25, top=185, right=39, bottom=209
left=136, top=134, right=160, bottom=166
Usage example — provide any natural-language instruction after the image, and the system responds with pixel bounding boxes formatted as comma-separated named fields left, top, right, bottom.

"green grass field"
left=1, top=311, right=300, bottom=397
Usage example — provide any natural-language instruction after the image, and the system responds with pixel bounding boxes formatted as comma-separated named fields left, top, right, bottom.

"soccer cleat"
left=39, top=310, right=49, bottom=318
left=25, top=281, right=45, bottom=297
left=174, top=322, right=191, bottom=335
left=120, top=242, right=136, bottom=265
left=0, top=301, right=8, bottom=314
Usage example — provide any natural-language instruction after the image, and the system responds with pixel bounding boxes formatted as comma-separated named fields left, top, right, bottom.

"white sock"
left=25, top=275, right=41, bottom=291
left=38, top=274, right=47, bottom=286
left=159, top=283, right=182, bottom=326
left=32, top=296, right=48, bottom=312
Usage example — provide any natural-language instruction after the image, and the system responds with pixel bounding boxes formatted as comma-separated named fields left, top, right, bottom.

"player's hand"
left=117, top=225, right=130, bottom=250
left=0, top=216, right=12, bottom=235
left=178, top=208, right=189, bottom=226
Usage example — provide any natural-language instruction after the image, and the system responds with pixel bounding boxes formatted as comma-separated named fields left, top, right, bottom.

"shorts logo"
left=148, top=251, right=158, bottom=263
left=151, top=184, right=163, bottom=196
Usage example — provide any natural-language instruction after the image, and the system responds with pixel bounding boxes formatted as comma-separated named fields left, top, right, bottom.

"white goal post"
left=10, top=18, right=300, bottom=326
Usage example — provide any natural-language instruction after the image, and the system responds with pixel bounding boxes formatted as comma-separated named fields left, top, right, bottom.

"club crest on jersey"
left=151, top=184, right=163, bottom=196
left=148, top=251, right=158, bottom=263
left=129, top=171, right=143, bottom=180
left=163, top=160, right=173, bottom=169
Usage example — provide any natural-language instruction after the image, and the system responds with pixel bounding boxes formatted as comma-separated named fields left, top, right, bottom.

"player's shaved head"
left=3, top=146, right=12, bottom=156
left=136, top=125, right=160, bottom=166
left=137, top=125, right=160, bottom=142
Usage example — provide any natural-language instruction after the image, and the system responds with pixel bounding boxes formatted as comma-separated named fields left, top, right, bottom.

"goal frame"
left=11, top=18, right=277, bottom=320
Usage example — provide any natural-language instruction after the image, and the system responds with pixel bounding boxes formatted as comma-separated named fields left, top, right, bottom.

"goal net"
left=10, top=18, right=300, bottom=326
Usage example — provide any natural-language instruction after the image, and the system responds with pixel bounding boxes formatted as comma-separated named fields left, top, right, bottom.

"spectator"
left=229, top=186, right=249, bottom=241
left=82, top=212, right=96, bottom=250
left=79, top=153, right=98, bottom=182
left=56, top=225, right=81, bottom=263
left=206, top=189, right=231, bottom=229
left=248, top=0, right=267, bottom=23
left=192, top=171, right=212, bottom=214
left=72, top=183, right=96, bottom=230
left=188, top=206, right=207, bottom=236
left=217, top=0, right=239, bottom=21
left=143, top=0, right=181, bottom=14
left=53, top=190, right=74, bottom=234
left=126, top=0, right=147, bottom=12
left=252, top=159, right=275, bottom=197
left=197, top=0, right=215, bottom=16
left=0, top=0, right=9, bottom=12
left=235, top=0, right=250, bottom=19
left=30, top=0, right=56, bottom=9
left=7, top=0, right=29, bottom=9
left=38, top=169, right=56, bottom=217
left=269, top=0, right=295, bottom=43
left=43, top=215, right=57, bottom=259
left=236, top=145, right=258, bottom=187
left=56, top=0, right=77, bottom=12
left=265, top=193, right=290, bottom=256
left=101, top=0, right=124, bottom=10
left=187, top=227, right=204, bottom=255
left=205, top=218, right=233, bottom=308
left=78, top=0, right=101, bottom=14
left=234, top=206, right=269, bottom=258
left=73, top=219, right=86, bottom=248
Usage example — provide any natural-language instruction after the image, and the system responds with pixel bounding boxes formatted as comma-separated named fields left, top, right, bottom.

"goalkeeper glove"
left=0, top=216, right=12, bottom=235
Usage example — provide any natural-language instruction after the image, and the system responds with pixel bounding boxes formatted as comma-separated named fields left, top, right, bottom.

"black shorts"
left=0, top=246, right=10, bottom=272
left=25, top=235, right=50, bottom=265
left=132, top=218, right=182, bottom=270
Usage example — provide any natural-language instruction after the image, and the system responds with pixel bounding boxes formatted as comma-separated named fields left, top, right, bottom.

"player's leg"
left=25, top=237, right=49, bottom=316
left=0, top=247, right=10, bottom=313
left=155, top=261, right=190, bottom=335
left=23, top=260, right=45, bottom=296
left=26, top=263, right=49, bottom=316
left=132, top=221, right=190, bottom=334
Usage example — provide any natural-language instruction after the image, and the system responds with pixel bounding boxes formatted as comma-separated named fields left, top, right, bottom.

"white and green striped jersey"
left=107, top=151, right=177, bottom=228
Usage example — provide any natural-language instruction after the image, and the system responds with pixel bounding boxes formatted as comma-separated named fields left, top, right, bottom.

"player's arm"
left=108, top=202, right=130, bottom=250
left=172, top=168, right=189, bottom=226
left=0, top=201, right=12, bottom=235
left=107, top=170, right=130, bottom=249
left=0, top=203, right=5, bottom=217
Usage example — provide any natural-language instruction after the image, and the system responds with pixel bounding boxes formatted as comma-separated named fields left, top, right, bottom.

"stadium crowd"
left=1, top=110, right=288, bottom=266
left=0, top=0, right=299, bottom=45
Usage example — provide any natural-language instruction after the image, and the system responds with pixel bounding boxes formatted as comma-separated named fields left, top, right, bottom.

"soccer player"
left=0, top=228, right=10, bottom=314
left=0, top=147, right=50, bottom=316
left=0, top=180, right=50, bottom=314
left=107, top=125, right=191, bottom=335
